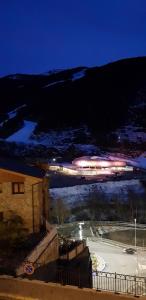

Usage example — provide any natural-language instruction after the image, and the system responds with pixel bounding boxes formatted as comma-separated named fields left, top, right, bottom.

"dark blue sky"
left=1, top=0, right=146, bottom=76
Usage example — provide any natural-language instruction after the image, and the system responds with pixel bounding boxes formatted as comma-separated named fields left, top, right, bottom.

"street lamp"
left=78, top=222, right=84, bottom=240
left=134, top=218, right=137, bottom=249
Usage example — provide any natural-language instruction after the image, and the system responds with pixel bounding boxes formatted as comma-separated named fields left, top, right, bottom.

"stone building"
left=0, top=157, right=50, bottom=233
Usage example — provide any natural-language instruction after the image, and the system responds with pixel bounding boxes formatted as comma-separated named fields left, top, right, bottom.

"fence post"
left=96, top=271, right=98, bottom=291
left=134, top=275, right=137, bottom=297
left=115, top=272, right=117, bottom=293
left=144, top=277, right=146, bottom=296
left=96, top=271, right=100, bottom=291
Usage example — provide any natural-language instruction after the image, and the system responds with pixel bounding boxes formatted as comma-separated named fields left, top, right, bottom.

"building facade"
left=0, top=158, right=49, bottom=233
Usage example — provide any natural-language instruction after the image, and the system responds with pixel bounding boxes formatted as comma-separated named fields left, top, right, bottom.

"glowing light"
left=72, top=156, right=126, bottom=168
left=78, top=222, right=84, bottom=240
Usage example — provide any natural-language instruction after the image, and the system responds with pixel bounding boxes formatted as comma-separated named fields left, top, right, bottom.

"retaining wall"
left=0, top=276, right=138, bottom=300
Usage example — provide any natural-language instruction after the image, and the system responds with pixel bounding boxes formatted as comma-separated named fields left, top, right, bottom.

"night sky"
left=1, top=0, right=146, bottom=76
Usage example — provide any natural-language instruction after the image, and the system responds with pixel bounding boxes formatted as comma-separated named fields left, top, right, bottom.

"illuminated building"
left=49, top=156, right=133, bottom=176
left=72, top=156, right=133, bottom=175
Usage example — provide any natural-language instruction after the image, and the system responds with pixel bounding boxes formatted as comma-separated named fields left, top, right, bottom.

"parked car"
left=123, top=248, right=136, bottom=254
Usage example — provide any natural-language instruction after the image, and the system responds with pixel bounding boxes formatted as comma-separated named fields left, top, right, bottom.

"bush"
left=0, top=212, right=28, bottom=248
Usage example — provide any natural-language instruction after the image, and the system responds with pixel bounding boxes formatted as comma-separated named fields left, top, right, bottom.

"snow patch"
left=115, top=125, right=146, bottom=143
left=31, top=126, right=91, bottom=148
left=43, top=80, right=65, bottom=88
left=0, top=104, right=26, bottom=127
left=8, top=104, right=26, bottom=119
left=6, top=120, right=37, bottom=143
left=72, top=69, right=86, bottom=81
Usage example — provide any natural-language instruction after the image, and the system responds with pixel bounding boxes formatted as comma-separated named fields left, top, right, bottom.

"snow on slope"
left=6, top=120, right=37, bottom=143
left=32, top=128, right=85, bottom=146
left=116, top=125, right=146, bottom=143
left=30, top=126, right=96, bottom=151
left=50, top=179, right=144, bottom=207
left=43, top=80, right=65, bottom=88
left=72, top=69, right=86, bottom=81
left=5, top=123, right=98, bottom=154
left=0, top=104, right=26, bottom=127
left=8, top=104, right=26, bottom=119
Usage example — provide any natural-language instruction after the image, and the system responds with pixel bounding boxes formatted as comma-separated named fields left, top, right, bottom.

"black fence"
left=92, top=271, right=146, bottom=297
left=56, top=269, right=90, bottom=288
left=54, top=268, right=146, bottom=297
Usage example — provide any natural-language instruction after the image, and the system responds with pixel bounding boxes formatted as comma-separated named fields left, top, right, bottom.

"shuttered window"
left=12, top=182, right=24, bottom=194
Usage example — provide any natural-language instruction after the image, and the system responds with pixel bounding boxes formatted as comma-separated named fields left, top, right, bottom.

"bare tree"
left=86, top=187, right=108, bottom=221
left=51, top=198, right=70, bottom=224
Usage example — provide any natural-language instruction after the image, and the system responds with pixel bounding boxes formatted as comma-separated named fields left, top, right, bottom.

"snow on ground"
left=43, top=80, right=65, bottom=88
left=134, top=154, right=146, bottom=169
left=72, top=69, right=86, bottom=81
left=107, top=152, right=146, bottom=170
left=0, top=104, right=26, bottom=127
left=30, top=126, right=92, bottom=148
left=8, top=104, right=26, bottom=119
left=4, top=123, right=98, bottom=154
left=116, top=125, right=146, bottom=143
left=50, top=179, right=144, bottom=207
left=74, top=144, right=97, bottom=154
left=6, top=120, right=37, bottom=143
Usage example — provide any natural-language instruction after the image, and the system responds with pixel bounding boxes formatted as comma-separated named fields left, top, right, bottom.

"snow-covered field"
left=50, top=179, right=144, bottom=207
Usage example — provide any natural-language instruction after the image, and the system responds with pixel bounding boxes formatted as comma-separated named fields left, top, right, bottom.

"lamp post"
left=134, top=218, right=137, bottom=250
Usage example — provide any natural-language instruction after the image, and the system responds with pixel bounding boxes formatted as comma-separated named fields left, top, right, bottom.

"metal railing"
left=55, top=268, right=92, bottom=289
left=92, top=271, right=146, bottom=297
left=53, top=268, right=146, bottom=296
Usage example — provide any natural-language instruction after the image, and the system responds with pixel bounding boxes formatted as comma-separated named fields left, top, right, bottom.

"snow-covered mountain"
left=1, top=57, right=146, bottom=158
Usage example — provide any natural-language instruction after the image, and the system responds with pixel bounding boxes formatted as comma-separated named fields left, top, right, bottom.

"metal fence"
left=92, top=271, right=146, bottom=297
left=54, top=268, right=146, bottom=297
left=55, top=268, right=92, bottom=288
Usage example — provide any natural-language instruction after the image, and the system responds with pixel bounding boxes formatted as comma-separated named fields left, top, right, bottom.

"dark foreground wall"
left=0, top=275, right=139, bottom=300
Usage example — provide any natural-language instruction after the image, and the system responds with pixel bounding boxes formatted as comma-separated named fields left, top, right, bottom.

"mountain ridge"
left=1, top=56, right=146, bottom=143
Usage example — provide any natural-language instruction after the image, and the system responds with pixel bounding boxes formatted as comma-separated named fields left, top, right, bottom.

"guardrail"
left=92, top=271, right=146, bottom=297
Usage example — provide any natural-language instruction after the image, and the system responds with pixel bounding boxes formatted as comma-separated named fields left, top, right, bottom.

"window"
left=0, top=183, right=2, bottom=193
left=12, top=182, right=24, bottom=194
left=0, top=212, right=3, bottom=221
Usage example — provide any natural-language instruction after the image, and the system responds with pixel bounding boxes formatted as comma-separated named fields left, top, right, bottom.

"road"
left=58, top=222, right=146, bottom=277
left=86, top=239, right=139, bottom=275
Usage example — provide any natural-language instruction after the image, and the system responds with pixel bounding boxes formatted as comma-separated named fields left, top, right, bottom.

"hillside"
left=0, top=57, right=146, bottom=158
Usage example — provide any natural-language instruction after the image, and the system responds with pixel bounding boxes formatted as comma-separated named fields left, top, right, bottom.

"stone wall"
left=0, top=276, right=138, bottom=300
left=0, top=169, right=43, bottom=233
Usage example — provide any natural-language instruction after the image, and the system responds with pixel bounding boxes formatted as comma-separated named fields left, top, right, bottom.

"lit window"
left=12, top=182, right=24, bottom=194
